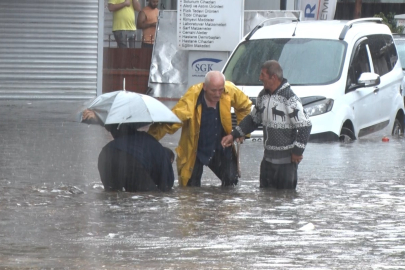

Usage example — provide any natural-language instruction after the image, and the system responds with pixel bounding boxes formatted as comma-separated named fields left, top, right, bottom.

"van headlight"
left=304, top=98, right=334, bottom=117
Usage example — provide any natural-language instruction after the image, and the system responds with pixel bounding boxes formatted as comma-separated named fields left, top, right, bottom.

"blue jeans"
left=113, top=30, right=136, bottom=48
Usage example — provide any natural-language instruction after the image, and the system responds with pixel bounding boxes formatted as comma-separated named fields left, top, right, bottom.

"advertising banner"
left=177, top=0, right=244, bottom=51
left=300, top=0, right=337, bottom=21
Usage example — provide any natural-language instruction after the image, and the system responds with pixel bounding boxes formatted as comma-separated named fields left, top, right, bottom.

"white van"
left=223, top=18, right=405, bottom=141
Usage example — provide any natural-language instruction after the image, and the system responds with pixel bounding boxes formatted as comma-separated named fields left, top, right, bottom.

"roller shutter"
left=0, top=0, right=99, bottom=99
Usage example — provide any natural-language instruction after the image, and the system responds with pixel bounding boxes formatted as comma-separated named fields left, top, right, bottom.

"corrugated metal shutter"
left=0, top=0, right=99, bottom=99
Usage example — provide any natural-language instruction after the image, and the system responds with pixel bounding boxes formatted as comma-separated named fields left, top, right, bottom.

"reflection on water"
left=1, top=101, right=405, bottom=268
left=3, top=148, right=405, bottom=269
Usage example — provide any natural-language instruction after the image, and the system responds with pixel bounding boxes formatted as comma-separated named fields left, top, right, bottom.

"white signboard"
left=299, top=0, right=337, bottom=20
left=177, top=0, right=244, bottom=51
left=187, top=51, right=229, bottom=87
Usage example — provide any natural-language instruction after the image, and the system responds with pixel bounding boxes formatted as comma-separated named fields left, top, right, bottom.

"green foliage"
left=374, top=12, right=404, bottom=34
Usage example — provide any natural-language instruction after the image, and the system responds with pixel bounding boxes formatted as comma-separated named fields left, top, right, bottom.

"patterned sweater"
left=231, top=79, right=312, bottom=162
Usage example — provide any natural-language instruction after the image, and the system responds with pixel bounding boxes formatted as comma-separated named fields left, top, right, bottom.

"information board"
left=177, top=0, right=244, bottom=51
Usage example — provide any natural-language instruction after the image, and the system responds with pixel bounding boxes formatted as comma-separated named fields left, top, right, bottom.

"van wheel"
left=392, top=119, right=404, bottom=136
left=339, top=127, right=355, bottom=143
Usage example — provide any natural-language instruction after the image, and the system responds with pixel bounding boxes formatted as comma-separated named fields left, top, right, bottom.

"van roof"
left=250, top=19, right=392, bottom=41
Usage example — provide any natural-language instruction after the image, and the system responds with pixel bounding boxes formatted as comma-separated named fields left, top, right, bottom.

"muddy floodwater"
left=1, top=100, right=405, bottom=269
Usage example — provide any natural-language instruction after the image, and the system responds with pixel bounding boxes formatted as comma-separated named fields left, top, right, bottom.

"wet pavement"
left=1, top=99, right=405, bottom=269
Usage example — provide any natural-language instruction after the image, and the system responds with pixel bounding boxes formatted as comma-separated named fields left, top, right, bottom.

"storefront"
left=0, top=0, right=103, bottom=99
left=2, top=0, right=404, bottom=99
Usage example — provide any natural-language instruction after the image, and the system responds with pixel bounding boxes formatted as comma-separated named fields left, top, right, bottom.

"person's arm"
left=229, top=82, right=252, bottom=125
left=132, top=0, right=141, bottom=12
left=108, top=0, right=130, bottom=12
left=288, top=95, right=312, bottom=159
left=221, top=114, right=257, bottom=147
left=148, top=86, right=197, bottom=140
left=228, top=87, right=264, bottom=142
left=226, top=81, right=252, bottom=142
left=147, top=99, right=187, bottom=141
left=81, top=109, right=102, bottom=125
left=137, top=10, right=157, bottom=30
left=148, top=122, right=181, bottom=141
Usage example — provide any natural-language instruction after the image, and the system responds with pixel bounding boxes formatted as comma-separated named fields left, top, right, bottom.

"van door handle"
left=373, top=87, right=379, bottom=93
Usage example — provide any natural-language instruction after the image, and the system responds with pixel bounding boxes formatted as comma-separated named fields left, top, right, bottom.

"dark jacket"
left=98, top=131, right=174, bottom=192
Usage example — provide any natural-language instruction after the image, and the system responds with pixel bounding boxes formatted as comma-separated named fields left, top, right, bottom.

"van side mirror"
left=357, top=72, right=380, bottom=87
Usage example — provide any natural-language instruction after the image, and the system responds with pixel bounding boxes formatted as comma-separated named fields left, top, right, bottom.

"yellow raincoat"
left=148, top=81, right=252, bottom=186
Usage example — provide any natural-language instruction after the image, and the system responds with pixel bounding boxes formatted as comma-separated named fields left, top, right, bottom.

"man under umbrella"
left=82, top=104, right=175, bottom=192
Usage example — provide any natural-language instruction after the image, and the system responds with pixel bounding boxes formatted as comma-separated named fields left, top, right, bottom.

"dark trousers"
left=187, top=149, right=238, bottom=187
left=259, top=159, right=298, bottom=189
left=141, top=42, right=154, bottom=48
left=98, top=147, right=158, bottom=192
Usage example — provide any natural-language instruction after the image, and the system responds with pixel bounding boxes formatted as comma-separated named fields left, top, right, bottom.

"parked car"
left=223, top=18, right=405, bottom=141
left=393, top=34, right=405, bottom=100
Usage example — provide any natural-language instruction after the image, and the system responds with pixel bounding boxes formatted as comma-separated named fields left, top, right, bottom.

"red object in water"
left=382, top=137, right=389, bottom=142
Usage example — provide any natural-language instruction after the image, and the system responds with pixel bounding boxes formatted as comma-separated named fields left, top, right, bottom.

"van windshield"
left=223, top=39, right=347, bottom=86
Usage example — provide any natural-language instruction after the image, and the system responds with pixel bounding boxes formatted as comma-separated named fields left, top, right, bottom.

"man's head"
left=105, top=123, right=144, bottom=139
left=203, top=71, right=225, bottom=105
left=148, top=0, right=159, bottom=9
left=259, top=60, right=283, bottom=93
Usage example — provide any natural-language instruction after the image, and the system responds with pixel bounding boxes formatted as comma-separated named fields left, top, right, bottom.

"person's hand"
left=124, top=0, right=131, bottom=7
left=82, top=109, right=96, bottom=121
left=291, top=153, right=303, bottom=164
left=221, top=134, right=234, bottom=148
left=235, top=136, right=245, bottom=144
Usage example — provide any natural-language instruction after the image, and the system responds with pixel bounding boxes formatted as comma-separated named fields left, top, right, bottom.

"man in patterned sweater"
left=221, top=60, right=312, bottom=189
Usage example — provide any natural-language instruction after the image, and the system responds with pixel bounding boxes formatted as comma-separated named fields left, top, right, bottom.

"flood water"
left=1, top=100, right=405, bottom=269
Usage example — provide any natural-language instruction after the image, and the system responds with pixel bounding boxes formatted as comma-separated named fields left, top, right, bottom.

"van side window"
left=347, top=43, right=370, bottom=90
left=384, top=35, right=398, bottom=71
left=368, top=34, right=397, bottom=76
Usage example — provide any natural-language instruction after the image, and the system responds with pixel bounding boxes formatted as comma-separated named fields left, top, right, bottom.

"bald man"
left=148, top=71, right=252, bottom=187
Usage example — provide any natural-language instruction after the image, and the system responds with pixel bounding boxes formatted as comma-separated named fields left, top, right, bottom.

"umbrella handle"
left=123, top=78, right=126, bottom=91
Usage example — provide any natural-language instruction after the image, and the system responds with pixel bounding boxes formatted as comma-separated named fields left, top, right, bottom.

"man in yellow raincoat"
left=148, top=71, right=252, bottom=187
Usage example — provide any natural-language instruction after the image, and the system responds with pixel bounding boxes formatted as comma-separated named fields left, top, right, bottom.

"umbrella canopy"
left=85, top=90, right=181, bottom=126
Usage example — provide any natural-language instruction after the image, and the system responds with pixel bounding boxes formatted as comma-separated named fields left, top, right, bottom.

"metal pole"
left=97, top=0, right=105, bottom=96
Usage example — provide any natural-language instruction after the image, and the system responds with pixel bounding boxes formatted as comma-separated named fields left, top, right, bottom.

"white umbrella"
left=84, top=90, right=181, bottom=126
